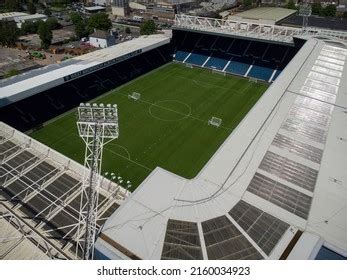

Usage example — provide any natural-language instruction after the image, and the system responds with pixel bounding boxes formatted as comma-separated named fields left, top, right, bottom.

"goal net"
left=185, top=63, right=193, bottom=68
left=249, top=77, right=258, bottom=83
left=208, top=117, right=222, bottom=127
left=128, top=92, right=141, bottom=101
left=212, top=69, right=226, bottom=76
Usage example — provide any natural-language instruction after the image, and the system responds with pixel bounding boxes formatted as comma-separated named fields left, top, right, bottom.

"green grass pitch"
left=30, top=63, right=268, bottom=191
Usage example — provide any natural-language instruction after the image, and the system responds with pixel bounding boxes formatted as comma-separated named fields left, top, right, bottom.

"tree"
left=70, top=11, right=83, bottom=25
left=75, top=20, right=88, bottom=39
left=69, top=12, right=88, bottom=38
left=4, top=0, right=21, bottom=11
left=44, top=7, right=52, bottom=16
left=125, top=27, right=131, bottom=34
left=243, top=0, right=252, bottom=9
left=21, top=21, right=37, bottom=34
left=286, top=0, right=296, bottom=10
left=37, top=21, right=52, bottom=49
left=322, top=4, right=336, bottom=17
left=46, top=17, right=60, bottom=30
left=4, top=69, right=20, bottom=78
left=27, top=1, right=36, bottom=14
left=311, top=3, right=322, bottom=15
left=140, top=20, right=156, bottom=35
left=51, top=0, right=69, bottom=8
left=0, top=20, right=19, bottom=46
left=87, top=12, right=112, bottom=32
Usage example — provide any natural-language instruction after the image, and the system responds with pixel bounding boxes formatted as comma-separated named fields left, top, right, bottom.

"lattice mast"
left=299, top=1, right=312, bottom=30
left=76, top=103, right=119, bottom=260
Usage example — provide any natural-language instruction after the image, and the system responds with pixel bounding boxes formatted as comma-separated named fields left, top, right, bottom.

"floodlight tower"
left=76, top=103, right=119, bottom=260
left=299, top=1, right=312, bottom=30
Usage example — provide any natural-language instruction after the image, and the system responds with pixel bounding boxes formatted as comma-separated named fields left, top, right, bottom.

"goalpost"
left=249, top=77, right=258, bottom=83
left=185, top=63, right=193, bottom=68
left=208, top=117, right=222, bottom=127
left=128, top=92, right=141, bottom=101
left=212, top=68, right=226, bottom=76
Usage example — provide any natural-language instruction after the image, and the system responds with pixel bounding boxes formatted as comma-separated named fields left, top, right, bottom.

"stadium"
left=0, top=14, right=347, bottom=260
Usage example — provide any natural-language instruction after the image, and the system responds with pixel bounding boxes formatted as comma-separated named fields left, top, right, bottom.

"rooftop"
left=0, top=12, right=28, bottom=20
left=84, top=6, right=106, bottom=11
left=90, top=30, right=112, bottom=39
left=230, top=7, right=297, bottom=24
left=14, top=13, right=47, bottom=21
left=281, top=15, right=347, bottom=31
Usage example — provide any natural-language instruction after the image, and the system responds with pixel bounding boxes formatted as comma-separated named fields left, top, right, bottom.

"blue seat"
left=205, top=56, right=229, bottom=70
left=185, top=51, right=209, bottom=66
left=225, top=61, right=250, bottom=76
left=175, top=50, right=190, bottom=62
left=248, top=65, right=275, bottom=81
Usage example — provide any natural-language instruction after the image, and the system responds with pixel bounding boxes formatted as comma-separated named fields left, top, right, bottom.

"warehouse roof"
left=230, top=7, right=297, bottom=24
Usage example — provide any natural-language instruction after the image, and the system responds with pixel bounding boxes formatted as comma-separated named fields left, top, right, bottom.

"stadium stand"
left=0, top=44, right=172, bottom=132
left=0, top=122, right=127, bottom=259
left=172, top=30, right=304, bottom=82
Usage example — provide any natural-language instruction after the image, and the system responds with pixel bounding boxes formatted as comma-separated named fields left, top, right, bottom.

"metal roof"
left=99, top=38, right=347, bottom=260
left=0, top=12, right=28, bottom=20
left=0, top=34, right=170, bottom=108
left=173, top=14, right=347, bottom=44
left=230, top=7, right=297, bottom=24
left=0, top=122, right=128, bottom=259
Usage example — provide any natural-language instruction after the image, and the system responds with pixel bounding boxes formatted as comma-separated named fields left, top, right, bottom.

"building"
left=0, top=12, right=28, bottom=21
left=94, top=0, right=112, bottom=6
left=112, top=0, right=130, bottom=16
left=14, top=13, right=48, bottom=28
left=88, top=30, right=116, bottom=48
left=0, top=12, right=48, bottom=28
left=129, top=1, right=147, bottom=12
left=84, top=5, right=106, bottom=13
left=229, top=7, right=297, bottom=25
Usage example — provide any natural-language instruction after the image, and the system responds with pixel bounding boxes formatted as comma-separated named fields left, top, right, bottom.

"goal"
left=208, top=117, right=222, bottom=127
left=128, top=92, right=141, bottom=101
left=249, top=77, right=258, bottom=83
left=185, top=63, right=193, bottom=68
left=212, top=68, right=226, bottom=76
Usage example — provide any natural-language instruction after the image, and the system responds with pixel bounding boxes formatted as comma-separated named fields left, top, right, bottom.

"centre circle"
left=149, top=100, right=191, bottom=121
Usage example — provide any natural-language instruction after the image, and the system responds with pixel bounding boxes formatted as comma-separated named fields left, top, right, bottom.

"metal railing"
left=173, top=14, right=347, bottom=44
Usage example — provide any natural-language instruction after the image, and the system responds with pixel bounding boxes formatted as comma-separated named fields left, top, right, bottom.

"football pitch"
left=30, top=63, right=268, bottom=191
